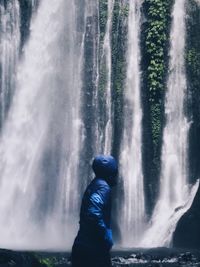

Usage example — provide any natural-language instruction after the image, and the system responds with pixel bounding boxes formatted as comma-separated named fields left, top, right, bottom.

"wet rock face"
left=173, top=184, right=200, bottom=249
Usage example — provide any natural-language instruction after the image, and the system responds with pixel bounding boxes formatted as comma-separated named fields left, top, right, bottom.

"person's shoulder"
left=89, top=178, right=111, bottom=204
left=94, top=178, right=110, bottom=192
left=94, top=178, right=109, bottom=186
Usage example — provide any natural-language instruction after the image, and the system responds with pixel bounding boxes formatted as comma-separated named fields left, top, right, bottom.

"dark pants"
left=71, top=244, right=112, bottom=267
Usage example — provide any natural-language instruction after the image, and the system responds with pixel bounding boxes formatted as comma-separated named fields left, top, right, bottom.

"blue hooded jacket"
left=73, top=155, right=118, bottom=253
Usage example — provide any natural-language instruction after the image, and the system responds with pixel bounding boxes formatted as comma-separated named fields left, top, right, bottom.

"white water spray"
left=0, top=0, right=85, bottom=250
left=140, top=0, right=199, bottom=247
left=100, top=0, right=114, bottom=154
left=194, top=0, right=200, bottom=4
left=0, top=0, right=20, bottom=125
left=32, top=0, right=36, bottom=7
left=82, top=0, right=100, bottom=159
left=119, top=0, right=145, bottom=246
left=31, top=0, right=38, bottom=13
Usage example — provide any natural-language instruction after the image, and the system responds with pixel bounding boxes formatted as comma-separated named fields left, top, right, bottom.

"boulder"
left=173, top=182, right=200, bottom=248
left=0, top=249, right=43, bottom=267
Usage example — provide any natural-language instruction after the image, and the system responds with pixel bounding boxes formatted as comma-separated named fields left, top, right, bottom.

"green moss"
left=151, top=104, right=161, bottom=146
left=185, top=0, right=200, bottom=181
left=187, top=48, right=200, bottom=75
left=121, top=4, right=129, bottom=17
left=144, top=0, right=172, bottom=158
left=145, top=0, right=170, bottom=99
left=99, top=0, right=108, bottom=42
left=39, top=257, right=55, bottom=267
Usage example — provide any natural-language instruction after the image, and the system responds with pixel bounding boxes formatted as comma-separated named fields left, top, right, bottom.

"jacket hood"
left=92, top=155, right=118, bottom=186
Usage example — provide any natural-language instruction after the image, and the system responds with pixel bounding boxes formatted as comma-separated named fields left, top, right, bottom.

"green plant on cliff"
left=39, top=257, right=55, bottom=267
left=146, top=0, right=169, bottom=98
left=99, top=0, right=108, bottom=42
left=187, top=48, right=200, bottom=76
left=185, top=0, right=200, bottom=182
left=145, top=0, right=171, bottom=160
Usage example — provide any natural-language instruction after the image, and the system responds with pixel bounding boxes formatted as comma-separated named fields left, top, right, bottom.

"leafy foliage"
left=144, top=0, right=172, bottom=158
left=185, top=0, right=200, bottom=182
left=145, top=0, right=170, bottom=100
left=99, top=0, right=108, bottom=42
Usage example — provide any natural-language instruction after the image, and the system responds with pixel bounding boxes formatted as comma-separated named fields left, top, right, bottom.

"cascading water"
left=32, top=0, right=36, bottom=7
left=119, top=0, right=146, bottom=246
left=0, top=0, right=199, bottom=252
left=79, top=0, right=100, bottom=184
left=0, top=0, right=85, bottom=250
left=0, top=0, right=20, bottom=127
left=99, top=0, right=114, bottom=154
left=31, top=0, right=38, bottom=12
left=140, top=0, right=199, bottom=247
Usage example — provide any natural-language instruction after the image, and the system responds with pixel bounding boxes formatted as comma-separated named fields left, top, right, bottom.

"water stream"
left=140, top=0, right=199, bottom=247
left=99, top=0, right=114, bottom=154
left=119, top=0, right=146, bottom=246
left=0, top=0, right=85, bottom=250
left=0, top=0, right=20, bottom=127
left=0, top=0, right=198, bottom=251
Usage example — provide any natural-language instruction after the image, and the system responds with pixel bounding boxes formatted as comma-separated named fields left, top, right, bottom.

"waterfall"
left=32, top=0, right=36, bottom=7
left=98, top=0, right=114, bottom=154
left=119, top=0, right=145, bottom=246
left=140, top=0, right=199, bottom=247
left=31, top=0, right=39, bottom=12
left=79, top=0, right=100, bottom=184
left=0, top=0, right=85, bottom=250
left=0, top=0, right=20, bottom=127
left=0, top=0, right=199, bottom=251
left=86, top=0, right=99, bottom=157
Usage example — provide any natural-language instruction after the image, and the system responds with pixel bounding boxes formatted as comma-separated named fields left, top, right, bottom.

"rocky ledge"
left=0, top=248, right=200, bottom=266
left=0, top=249, right=43, bottom=266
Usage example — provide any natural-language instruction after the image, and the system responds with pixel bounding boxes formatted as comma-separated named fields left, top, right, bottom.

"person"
left=71, top=155, right=118, bottom=267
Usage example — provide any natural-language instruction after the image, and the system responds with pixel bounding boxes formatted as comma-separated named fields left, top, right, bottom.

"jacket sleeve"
left=87, top=185, right=113, bottom=250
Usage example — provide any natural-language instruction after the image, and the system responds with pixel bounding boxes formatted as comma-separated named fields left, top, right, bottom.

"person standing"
left=71, top=155, right=118, bottom=267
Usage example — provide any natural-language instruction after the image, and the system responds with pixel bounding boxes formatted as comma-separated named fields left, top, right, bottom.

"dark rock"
left=0, top=249, right=43, bottom=267
left=178, top=252, right=193, bottom=262
left=173, top=182, right=200, bottom=249
left=1, top=249, right=198, bottom=267
left=112, top=256, right=126, bottom=263
left=129, top=253, right=137, bottom=259
left=135, top=252, right=144, bottom=260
